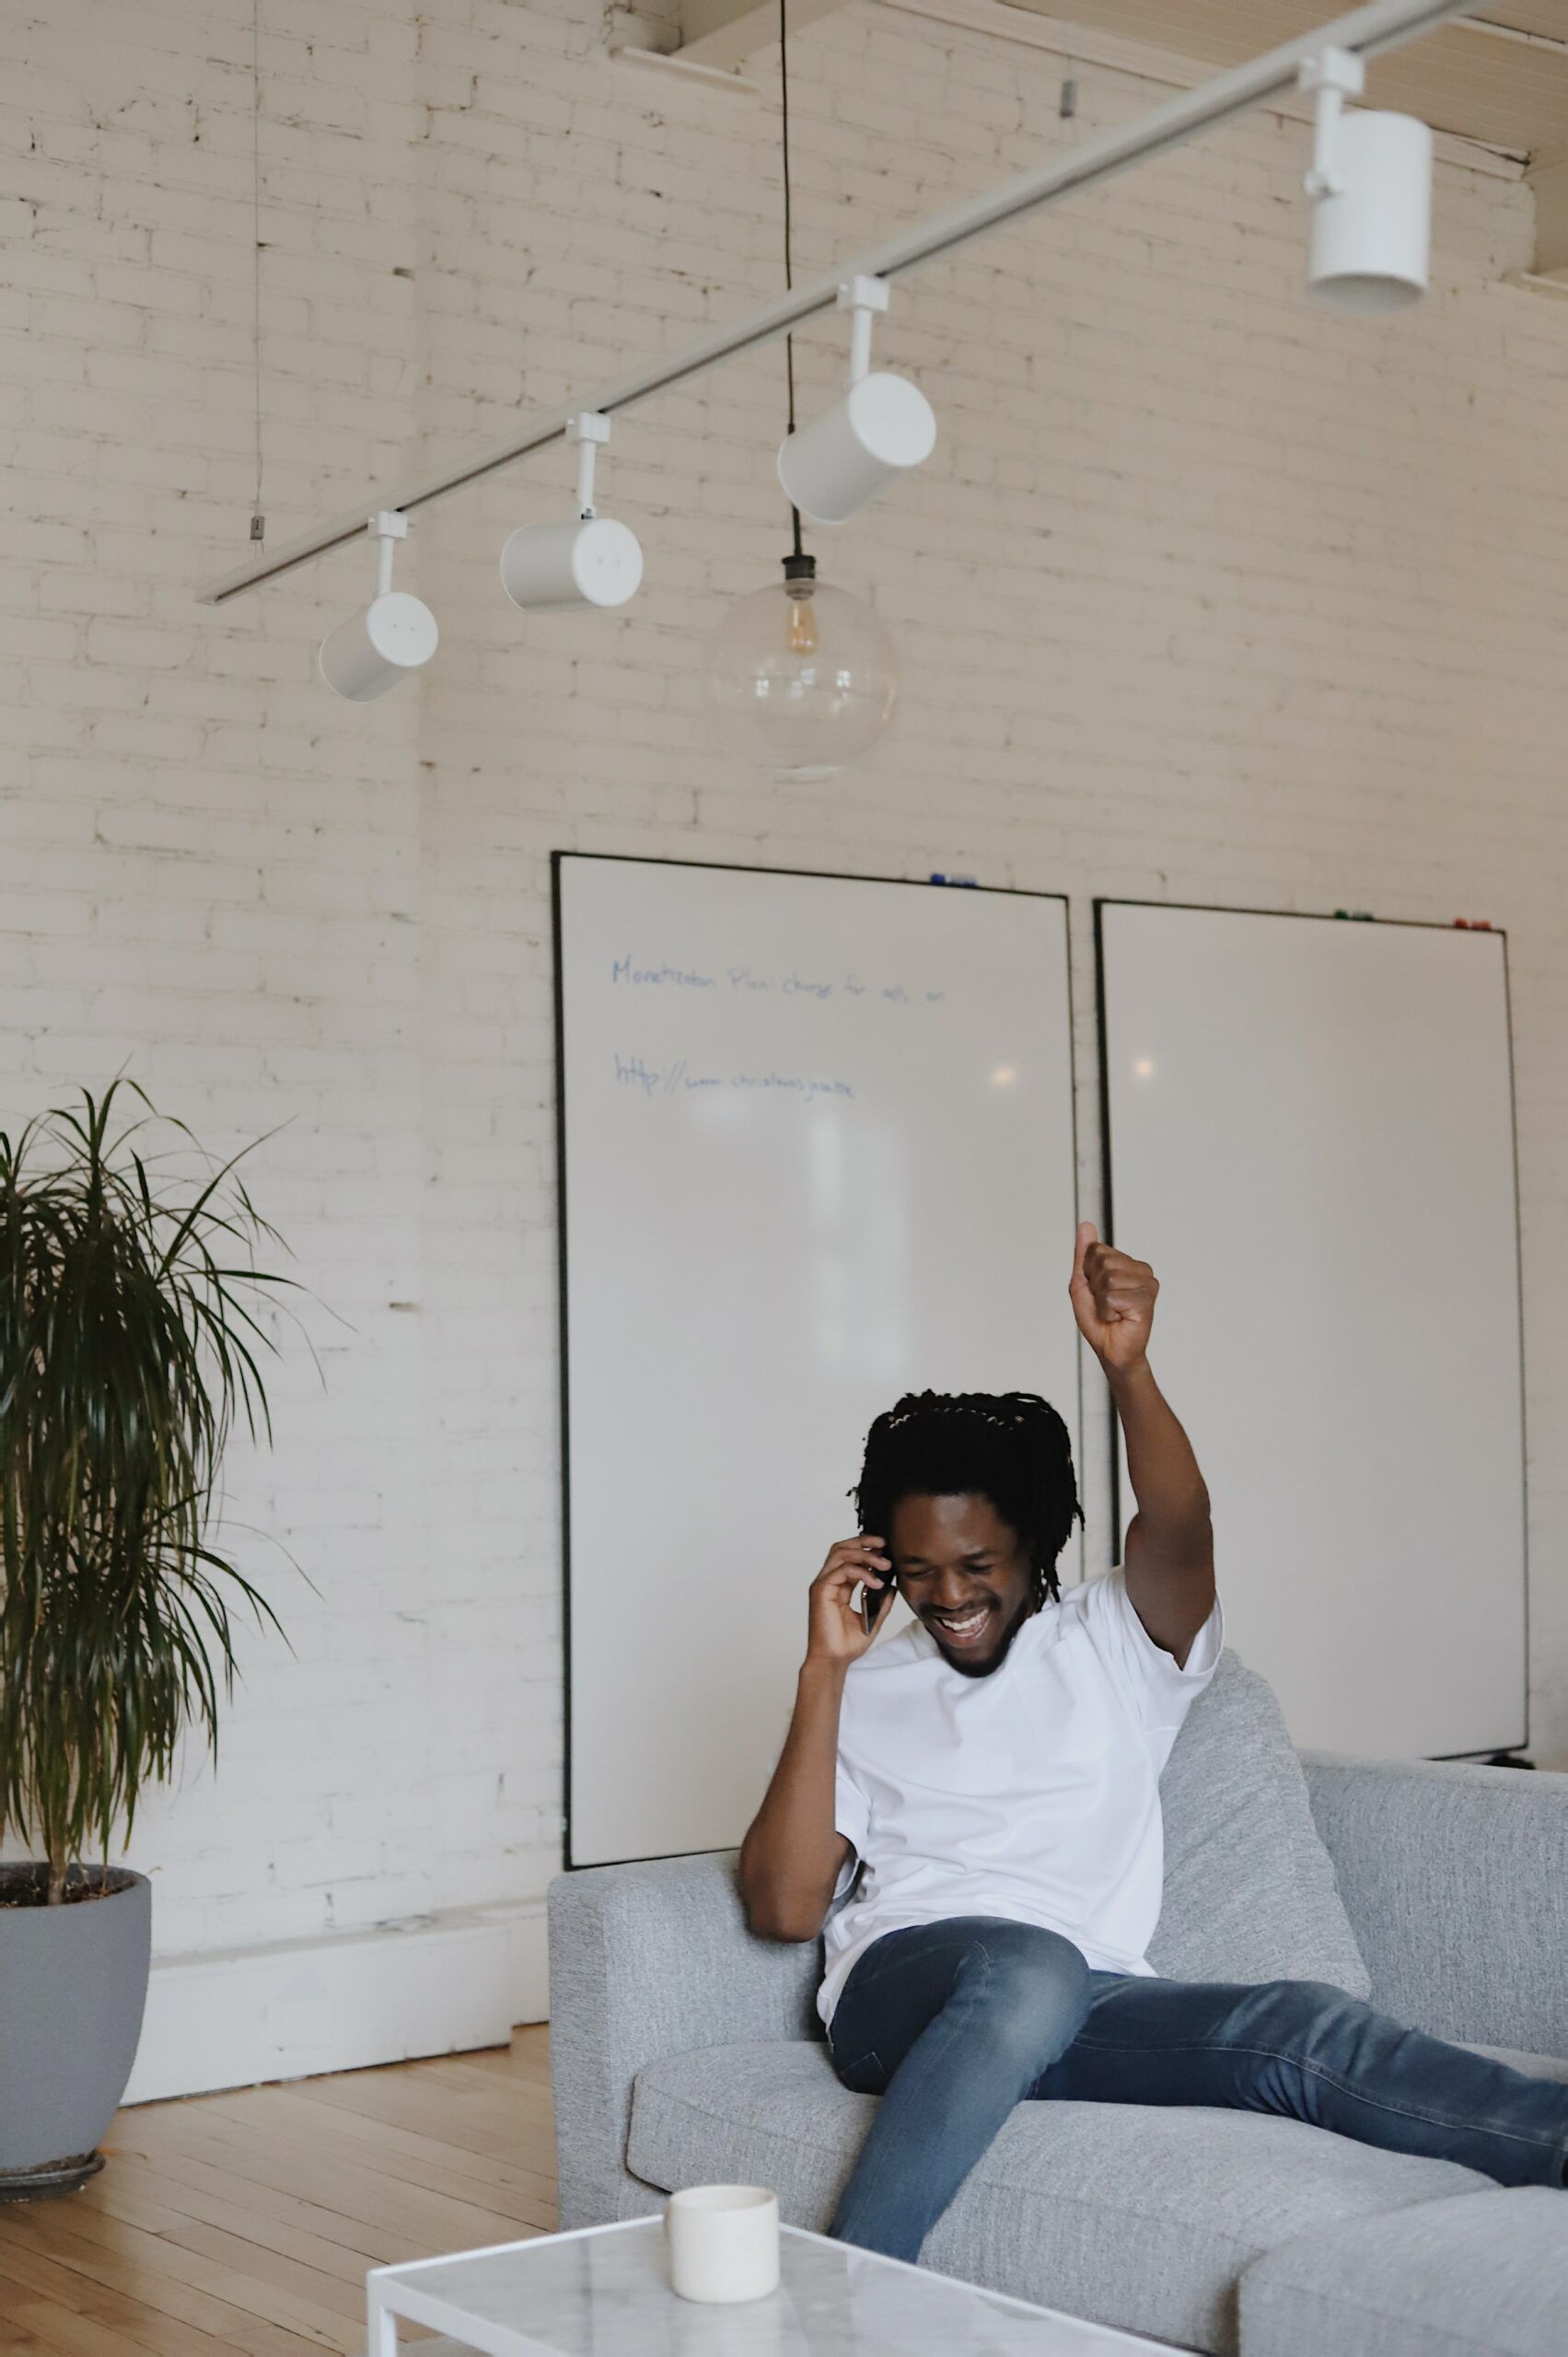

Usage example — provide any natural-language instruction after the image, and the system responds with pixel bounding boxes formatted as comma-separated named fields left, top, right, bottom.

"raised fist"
left=1069, top=1221, right=1157, bottom=1374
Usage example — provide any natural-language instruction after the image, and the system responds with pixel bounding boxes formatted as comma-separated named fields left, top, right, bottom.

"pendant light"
left=706, top=552, right=899, bottom=781
left=703, top=0, right=900, bottom=779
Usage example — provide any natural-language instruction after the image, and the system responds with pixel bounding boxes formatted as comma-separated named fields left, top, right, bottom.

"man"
left=738, top=1223, right=1568, bottom=2264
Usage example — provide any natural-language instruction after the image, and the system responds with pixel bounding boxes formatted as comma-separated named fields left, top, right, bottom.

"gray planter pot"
left=0, top=1864, right=152, bottom=2200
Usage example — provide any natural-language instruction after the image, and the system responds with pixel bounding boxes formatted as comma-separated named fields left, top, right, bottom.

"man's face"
left=888, top=1492, right=1037, bottom=1678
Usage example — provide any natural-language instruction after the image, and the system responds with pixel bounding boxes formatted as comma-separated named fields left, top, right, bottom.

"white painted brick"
left=3, top=0, right=1567, bottom=2010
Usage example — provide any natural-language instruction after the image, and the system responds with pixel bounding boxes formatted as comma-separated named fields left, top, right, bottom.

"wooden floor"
left=0, top=2026, right=557, bottom=2356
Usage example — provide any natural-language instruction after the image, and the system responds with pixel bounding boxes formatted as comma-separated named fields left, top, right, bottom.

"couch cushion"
left=1238, top=2187, right=1568, bottom=2357
left=1149, top=1650, right=1371, bottom=1996
left=628, top=2040, right=1489, bottom=2355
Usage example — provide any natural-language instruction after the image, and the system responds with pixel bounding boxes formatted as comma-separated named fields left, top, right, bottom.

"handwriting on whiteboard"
left=615, top=1055, right=853, bottom=1104
left=611, top=955, right=943, bottom=1006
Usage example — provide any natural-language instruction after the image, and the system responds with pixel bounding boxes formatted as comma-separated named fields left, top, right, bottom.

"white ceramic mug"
left=665, top=2184, right=781, bottom=2303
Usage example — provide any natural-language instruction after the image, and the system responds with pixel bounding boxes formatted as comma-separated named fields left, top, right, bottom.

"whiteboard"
left=556, top=855, right=1083, bottom=1866
left=1098, top=900, right=1527, bottom=1760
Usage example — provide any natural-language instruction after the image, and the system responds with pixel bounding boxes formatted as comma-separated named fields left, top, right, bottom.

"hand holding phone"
left=806, top=1536, right=892, bottom=1666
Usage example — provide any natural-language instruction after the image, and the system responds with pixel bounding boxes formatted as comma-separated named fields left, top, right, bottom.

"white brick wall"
left=4, top=0, right=1567, bottom=2049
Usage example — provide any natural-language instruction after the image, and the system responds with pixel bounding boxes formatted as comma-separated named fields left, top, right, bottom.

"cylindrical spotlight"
left=318, top=513, right=437, bottom=701
left=777, top=371, right=937, bottom=527
left=499, top=516, right=644, bottom=611
left=319, top=590, right=438, bottom=700
left=1307, top=111, right=1432, bottom=315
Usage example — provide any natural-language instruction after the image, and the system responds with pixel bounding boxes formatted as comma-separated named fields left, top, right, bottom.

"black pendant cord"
left=250, top=0, right=265, bottom=543
left=780, top=0, right=804, bottom=563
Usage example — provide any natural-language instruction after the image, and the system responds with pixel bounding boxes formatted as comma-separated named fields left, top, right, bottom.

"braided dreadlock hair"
left=852, top=1390, right=1084, bottom=1608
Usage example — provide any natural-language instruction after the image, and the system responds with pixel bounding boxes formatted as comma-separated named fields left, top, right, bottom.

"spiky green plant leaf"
left=0, top=1080, right=301, bottom=1902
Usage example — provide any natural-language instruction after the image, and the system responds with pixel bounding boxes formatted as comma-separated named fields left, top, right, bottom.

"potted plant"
left=0, top=1080, right=296, bottom=2200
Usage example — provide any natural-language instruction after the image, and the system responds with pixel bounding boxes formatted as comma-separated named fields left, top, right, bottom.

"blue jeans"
left=826, top=1916, right=1568, bottom=2262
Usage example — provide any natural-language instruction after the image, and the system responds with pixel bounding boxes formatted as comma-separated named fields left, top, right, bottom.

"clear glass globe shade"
left=705, top=576, right=899, bottom=781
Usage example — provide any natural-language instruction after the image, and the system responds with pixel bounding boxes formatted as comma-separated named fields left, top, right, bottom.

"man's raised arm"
left=1068, top=1221, right=1215, bottom=1667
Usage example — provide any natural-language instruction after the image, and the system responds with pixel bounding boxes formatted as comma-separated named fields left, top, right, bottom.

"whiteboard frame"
left=1093, top=896, right=1530, bottom=1763
left=553, top=852, right=1084, bottom=1869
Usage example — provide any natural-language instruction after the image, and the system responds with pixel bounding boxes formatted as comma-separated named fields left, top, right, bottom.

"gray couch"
left=549, top=1654, right=1568, bottom=2356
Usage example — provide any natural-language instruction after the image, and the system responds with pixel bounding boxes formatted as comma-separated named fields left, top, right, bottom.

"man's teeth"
left=934, top=1608, right=988, bottom=1639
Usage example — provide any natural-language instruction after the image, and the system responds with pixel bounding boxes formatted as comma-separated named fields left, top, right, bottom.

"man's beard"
left=928, top=1586, right=1037, bottom=1678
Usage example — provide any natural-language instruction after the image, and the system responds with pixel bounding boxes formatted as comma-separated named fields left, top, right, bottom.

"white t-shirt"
left=819, top=1565, right=1224, bottom=2026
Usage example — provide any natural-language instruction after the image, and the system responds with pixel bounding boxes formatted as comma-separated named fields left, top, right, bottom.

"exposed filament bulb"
left=783, top=548, right=819, bottom=657
left=787, top=586, right=819, bottom=656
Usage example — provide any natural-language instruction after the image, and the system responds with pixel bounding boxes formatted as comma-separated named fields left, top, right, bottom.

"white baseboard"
left=122, top=1896, right=549, bottom=2106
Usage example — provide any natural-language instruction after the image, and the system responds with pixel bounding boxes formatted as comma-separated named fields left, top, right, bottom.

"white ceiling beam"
left=1527, top=149, right=1568, bottom=277
left=882, top=0, right=1520, bottom=177
left=675, top=0, right=852, bottom=74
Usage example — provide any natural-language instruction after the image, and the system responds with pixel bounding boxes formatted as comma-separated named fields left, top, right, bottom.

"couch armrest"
left=1302, top=1753, right=1568, bottom=2056
left=547, top=1850, right=822, bottom=2228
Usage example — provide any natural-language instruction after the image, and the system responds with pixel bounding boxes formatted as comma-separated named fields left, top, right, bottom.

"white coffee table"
left=366, top=2214, right=1176, bottom=2354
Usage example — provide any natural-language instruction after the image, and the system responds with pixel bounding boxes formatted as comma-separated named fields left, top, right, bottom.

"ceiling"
left=1005, top=3, right=1568, bottom=160
left=677, top=5, right=1568, bottom=159
left=667, top=0, right=1568, bottom=273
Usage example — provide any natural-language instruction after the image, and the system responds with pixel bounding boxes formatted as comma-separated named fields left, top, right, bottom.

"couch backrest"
left=1148, top=1648, right=1370, bottom=1994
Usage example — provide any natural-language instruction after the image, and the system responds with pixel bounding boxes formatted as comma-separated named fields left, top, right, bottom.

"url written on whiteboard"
left=615, top=1054, right=854, bottom=1103
left=610, top=954, right=942, bottom=1006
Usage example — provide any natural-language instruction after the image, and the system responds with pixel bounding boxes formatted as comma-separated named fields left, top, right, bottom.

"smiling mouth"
left=926, top=1604, right=993, bottom=1648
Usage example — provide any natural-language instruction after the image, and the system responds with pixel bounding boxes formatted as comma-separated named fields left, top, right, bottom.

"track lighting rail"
left=199, top=0, right=1470, bottom=606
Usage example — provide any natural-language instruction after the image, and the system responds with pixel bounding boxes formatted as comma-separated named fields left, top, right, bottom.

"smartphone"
left=860, top=1567, right=895, bottom=1638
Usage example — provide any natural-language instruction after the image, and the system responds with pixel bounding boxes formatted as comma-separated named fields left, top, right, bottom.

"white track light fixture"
left=1300, top=49, right=1432, bottom=314
left=499, top=412, right=644, bottom=611
left=776, top=276, right=936, bottom=527
left=318, top=512, right=438, bottom=700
